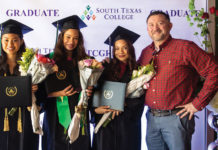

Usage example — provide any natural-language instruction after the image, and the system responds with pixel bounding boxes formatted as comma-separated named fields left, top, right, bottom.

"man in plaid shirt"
left=138, top=11, right=218, bottom=150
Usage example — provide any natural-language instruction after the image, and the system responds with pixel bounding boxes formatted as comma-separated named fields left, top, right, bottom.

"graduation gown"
left=0, top=64, right=43, bottom=150
left=42, top=60, right=91, bottom=150
left=92, top=64, right=144, bottom=150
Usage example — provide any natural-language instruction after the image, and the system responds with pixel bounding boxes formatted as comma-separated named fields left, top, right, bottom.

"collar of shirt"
left=149, top=35, right=173, bottom=54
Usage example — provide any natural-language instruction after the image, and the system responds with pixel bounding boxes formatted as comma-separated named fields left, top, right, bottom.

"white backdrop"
left=0, top=0, right=207, bottom=150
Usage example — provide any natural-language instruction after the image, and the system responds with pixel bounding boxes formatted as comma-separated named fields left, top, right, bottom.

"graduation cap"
left=52, top=15, right=87, bottom=31
left=0, top=19, right=33, bottom=55
left=104, top=26, right=140, bottom=60
left=0, top=19, right=33, bottom=38
left=52, top=15, right=87, bottom=46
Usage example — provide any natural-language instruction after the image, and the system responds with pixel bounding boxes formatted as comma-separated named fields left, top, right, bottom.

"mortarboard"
left=0, top=19, right=33, bottom=55
left=0, top=19, right=33, bottom=38
left=51, top=15, right=87, bottom=47
left=104, top=26, right=140, bottom=60
left=52, top=15, right=87, bottom=31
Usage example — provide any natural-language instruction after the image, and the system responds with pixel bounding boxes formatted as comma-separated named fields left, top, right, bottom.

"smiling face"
left=147, top=14, right=172, bottom=44
left=114, top=39, right=129, bottom=63
left=63, top=29, right=79, bottom=51
left=1, top=33, right=23, bottom=57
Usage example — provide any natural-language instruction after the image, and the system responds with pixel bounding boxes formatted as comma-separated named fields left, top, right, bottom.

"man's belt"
left=149, top=108, right=181, bottom=117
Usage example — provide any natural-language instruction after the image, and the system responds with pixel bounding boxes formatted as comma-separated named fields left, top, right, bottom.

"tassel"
left=3, top=108, right=9, bottom=131
left=17, top=107, right=22, bottom=133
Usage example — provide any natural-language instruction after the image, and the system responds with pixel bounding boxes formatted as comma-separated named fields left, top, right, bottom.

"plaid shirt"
left=138, top=36, right=218, bottom=111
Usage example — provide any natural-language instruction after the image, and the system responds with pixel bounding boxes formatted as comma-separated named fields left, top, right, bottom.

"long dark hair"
left=53, top=29, right=88, bottom=66
left=0, top=35, right=26, bottom=74
left=107, top=39, right=137, bottom=81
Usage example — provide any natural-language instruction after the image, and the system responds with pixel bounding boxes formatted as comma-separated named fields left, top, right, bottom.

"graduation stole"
left=3, top=73, right=22, bottom=133
left=56, top=96, right=71, bottom=130
left=48, top=52, right=71, bottom=129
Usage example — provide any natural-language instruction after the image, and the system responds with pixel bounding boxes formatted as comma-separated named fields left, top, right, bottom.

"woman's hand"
left=86, top=86, right=93, bottom=98
left=32, top=84, right=38, bottom=93
left=48, top=85, right=78, bottom=97
left=95, top=106, right=113, bottom=114
left=112, top=110, right=121, bottom=119
left=52, top=64, right=58, bottom=72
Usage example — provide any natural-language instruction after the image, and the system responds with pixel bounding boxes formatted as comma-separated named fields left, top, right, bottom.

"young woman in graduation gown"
left=0, top=19, right=45, bottom=150
left=42, top=15, right=92, bottom=150
left=92, top=29, right=144, bottom=150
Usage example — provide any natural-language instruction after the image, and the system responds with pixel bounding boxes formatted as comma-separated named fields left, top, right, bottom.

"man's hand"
left=176, top=102, right=198, bottom=120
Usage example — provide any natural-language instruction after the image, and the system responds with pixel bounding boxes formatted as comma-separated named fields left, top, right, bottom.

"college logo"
left=6, top=87, right=17, bottom=97
left=81, top=5, right=96, bottom=21
left=56, top=70, right=66, bottom=80
left=104, top=90, right=113, bottom=99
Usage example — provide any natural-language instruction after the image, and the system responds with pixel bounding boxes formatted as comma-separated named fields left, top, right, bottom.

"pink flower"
left=209, top=7, right=216, bottom=14
left=83, top=59, right=93, bottom=67
left=201, top=12, right=209, bottom=19
left=143, top=82, right=150, bottom=89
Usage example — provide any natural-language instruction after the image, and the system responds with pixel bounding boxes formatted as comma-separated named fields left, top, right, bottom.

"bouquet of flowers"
left=18, top=48, right=57, bottom=135
left=126, top=62, right=155, bottom=98
left=94, top=62, right=155, bottom=133
left=68, top=58, right=104, bottom=143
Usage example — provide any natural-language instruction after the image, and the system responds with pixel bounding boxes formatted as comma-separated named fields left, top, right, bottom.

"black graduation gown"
left=0, top=65, right=43, bottom=150
left=42, top=60, right=91, bottom=150
left=92, top=65, right=145, bottom=150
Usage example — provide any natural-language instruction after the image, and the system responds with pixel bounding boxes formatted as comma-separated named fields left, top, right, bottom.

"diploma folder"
left=0, top=76, right=32, bottom=107
left=92, top=81, right=127, bottom=111
left=45, top=71, right=72, bottom=94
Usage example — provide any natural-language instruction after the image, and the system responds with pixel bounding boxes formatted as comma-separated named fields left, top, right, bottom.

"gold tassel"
left=17, top=107, right=22, bottom=133
left=3, top=108, right=9, bottom=131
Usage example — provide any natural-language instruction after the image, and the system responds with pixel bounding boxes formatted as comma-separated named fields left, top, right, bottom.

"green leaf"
left=201, top=32, right=206, bottom=37
left=191, top=10, right=197, bottom=16
left=190, top=22, right=194, bottom=26
left=186, top=15, right=191, bottom=21
left=198, top=19, right=203, bottom=22
left=189, top=0, right=195, bottom=10
left=194, top=32, right=199, bottom=35
left=194, top=17, right=199, bottom=21
left=197, top=24, right=202, bottom=27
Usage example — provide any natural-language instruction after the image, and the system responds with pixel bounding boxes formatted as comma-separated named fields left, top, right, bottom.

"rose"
left=92, top=59, right=103, bottom=69
left=201, top=12, right=209, bottom=19
left=83, top=59, right=103, bottom=69
left=36, top=53, right=55, bottom=64
left=83, top=59, right=93, bottom=67
left=216, top=10, right=218, bottom=16
left=209, top=7, right=216, bottom=14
